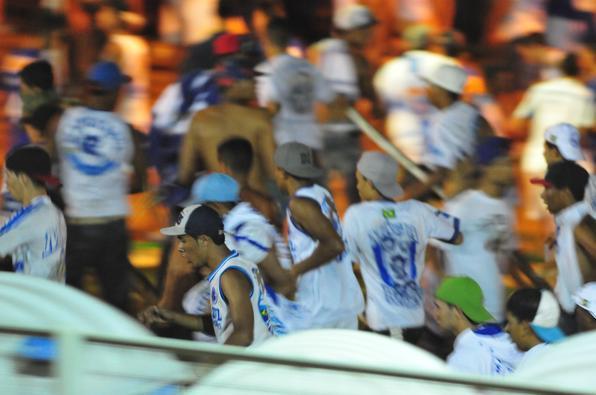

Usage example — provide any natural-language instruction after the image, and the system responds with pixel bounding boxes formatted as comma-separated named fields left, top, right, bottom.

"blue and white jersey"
left=56, top=107, right=134, bottom=218
left=343, top=200, right=459, bottom=330
left=0, top=196, right=66, bottom=282
left=287, top=184, right=364, bottom=329
left=208, top=251, right=285, bottom=345
left=448, top=325, right=523, bottom=376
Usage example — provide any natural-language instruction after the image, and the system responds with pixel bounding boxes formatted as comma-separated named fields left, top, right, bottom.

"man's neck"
left=287, top=179, right=313, bottom=196
left=232, top=173, right=249, bottom=188
left=207, top=246, right=233, bottom=272
left=478, top=180, right=503, bottom=199
left=437, top=98, right=457, bottom=110
left=21, top=188, right=47, bottom=206
left=453, top=319, right=474, bottom=338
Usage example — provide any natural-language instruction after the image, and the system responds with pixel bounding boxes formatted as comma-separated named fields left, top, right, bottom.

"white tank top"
left=208, top=251, right=285, bottom=345
left=287, top=184, right=364, bottom=328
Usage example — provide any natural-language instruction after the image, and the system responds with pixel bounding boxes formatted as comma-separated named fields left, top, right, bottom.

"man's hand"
left=138, top=306, right=171, bottom=328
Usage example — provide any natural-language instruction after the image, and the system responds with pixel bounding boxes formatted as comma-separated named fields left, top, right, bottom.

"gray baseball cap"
left=274, top=142, right=324, bottom=179
left=357, top=151, right=403, bottom=199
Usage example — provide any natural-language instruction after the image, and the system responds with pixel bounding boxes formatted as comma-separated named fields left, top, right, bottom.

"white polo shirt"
left=0, top=196, right=66, bottom=282
left=343, top=200, right=459, bottom=330
left=56, top=106, right=134, bottom=218
left=448, top=325, right=523, bottom=376
left=513, top=77, right=594, bottom=174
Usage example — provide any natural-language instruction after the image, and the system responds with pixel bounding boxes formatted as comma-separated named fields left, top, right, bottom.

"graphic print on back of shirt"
left=369, top=217, right=421, bottom=309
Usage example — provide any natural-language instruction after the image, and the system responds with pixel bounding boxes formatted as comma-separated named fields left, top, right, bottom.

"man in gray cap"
left=342, top=151, right=462, bottom=343
left=274, top=142, right=364, bottom=330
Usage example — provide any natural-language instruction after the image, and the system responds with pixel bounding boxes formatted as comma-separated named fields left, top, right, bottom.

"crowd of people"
left=0, top=0, right=595, bottom=379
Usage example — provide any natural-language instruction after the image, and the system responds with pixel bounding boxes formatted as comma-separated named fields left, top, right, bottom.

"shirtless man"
left=178, top=60, right=277, bottom=194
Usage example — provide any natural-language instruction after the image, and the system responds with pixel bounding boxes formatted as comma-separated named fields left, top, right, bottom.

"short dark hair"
left=506, top=288, right=542, bottom=323
left=19, top=60, right=54, bottom=91
left=545, top=161, right=590, bottom=201
left=21, top=103, right=62, bottom=133
left=217, top=137, right=253, bottom=175
left=266, top=18, right=291, bottom=49
left=561, top=53, right=580, bottom=77
left=512, top=32, right=546, bottom=47
left=5, top=145, right=53, bottom=188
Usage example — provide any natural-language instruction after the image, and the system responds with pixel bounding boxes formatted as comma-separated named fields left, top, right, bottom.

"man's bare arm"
left=178, top=119, right=200, bottom=185
left=289, top=197, right=345, bottom=276
left=220, top=269, right=255, bottom=346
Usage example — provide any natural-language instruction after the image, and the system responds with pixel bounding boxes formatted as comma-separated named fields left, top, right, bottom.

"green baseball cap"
left=436, top=277, right=494, bottom=323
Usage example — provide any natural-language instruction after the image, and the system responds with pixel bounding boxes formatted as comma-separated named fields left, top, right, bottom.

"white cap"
left=333, top=4, right=377, bottom=31
left=574, top=282, right=596, bottom=320
left=530, top=290, right=566, bottom=343
left=544, top=123, right=584, bottom=161
left=423, top=63, right=467, bottom=94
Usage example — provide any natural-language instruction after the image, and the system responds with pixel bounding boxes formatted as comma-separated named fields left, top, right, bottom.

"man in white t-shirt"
left=432, top=137, right=545, bottom=322
left=55, top=61, right=138, bottom=311
left=342, top=151, right=462, bottom=342
left=313, top=4, right=377, bottom=203
left=512, top=53, right=594, bottom=220
left=274, top=142, right=364, bottom=329
left=433, top=276, right=523, bottom=376
left=532, top=161, right=591, bottom=315
left=0, top=146, right=65, bottom=282
left=257, top=18, right=334, bottom=151
left=505, top=288, right=566, bottom=368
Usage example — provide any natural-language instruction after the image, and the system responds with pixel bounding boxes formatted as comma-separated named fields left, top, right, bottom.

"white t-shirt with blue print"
left=56, top=106, right=133, bottom=218
left=448, top=325, right=523, bottom=376
left=208, top=251, right=285, bottom=345
left=0, top=195, right=66, bottom=282
left=343, top=199, right=459, bottom=330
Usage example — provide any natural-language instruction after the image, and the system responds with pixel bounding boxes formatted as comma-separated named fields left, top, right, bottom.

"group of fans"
left=0, top=0, right=595, bottom=379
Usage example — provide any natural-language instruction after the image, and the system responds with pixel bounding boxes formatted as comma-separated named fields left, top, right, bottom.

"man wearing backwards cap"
left=154, top=204, right=283, bottom=346
left=55, top=61, right=137, bottom=311
left=0, top=145, right=66, bottom=282
left=574, top=282, right=596, bottom=333
left=342, top=151, right=462, bottom=342
left=274, top=142, right=364, bottom=330
left=403, top=62, right=491, bottom=200
left=433, top=276, right=522, bottom=376
left=531, top=161, right=592, bottom=314
left=505, top=288, right=566, bottom=368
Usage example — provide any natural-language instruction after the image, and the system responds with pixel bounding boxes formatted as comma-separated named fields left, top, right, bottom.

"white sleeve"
left=512, top=88, right=536, bottom=119
left=0, top=211, right=34, bottom=257
left=341, top=208, right=361, bottom=264
left=319, top=49, right=359, bottom=99
left=422, top=203, right=460, bottom=243
left=423, top=123, right=458, bottom=169
left=447, top=345, right=489, bottom=375
left=313, top=68, right=335, bottom=104
left=579, top=94, right=594, bottom=127
left=257, top=72, right=277, bottom=107
left=230, top=222, right=273, bottom=264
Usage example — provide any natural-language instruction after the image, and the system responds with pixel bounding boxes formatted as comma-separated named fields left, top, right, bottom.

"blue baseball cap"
left=475, top=137, right=512, bottom=166
left=182, top=173, right=240, bottom=206
left=86, top=61, right=131, bottom=90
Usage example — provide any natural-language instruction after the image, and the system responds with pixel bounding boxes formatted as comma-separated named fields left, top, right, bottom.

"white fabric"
left=423, top=101, right=480, bottom=169
left=313, top=38, right=359, bottom=134
left=56, top=106, right=133, bottom=218
left=374, top=51, right=453, bottom=164
left=514, top=77, right=594, bottom=174
left=182, top=280, right=217, bottom=342
left=258, top=54, right=334, bottom=149
left=207, top=251, right=284, bottom=345
left=287, top=184, right=364, bottom=329
left=448, top=326, right=523, bottom=376
left=433, top=190, right=516, bottom=322
left=343, top=200, right=458, bottom=330
left=517, top=342, right=550, bottom=370
left=554, top=201, right=589, bottom=313
left=0, top=196, right=65, bottom=282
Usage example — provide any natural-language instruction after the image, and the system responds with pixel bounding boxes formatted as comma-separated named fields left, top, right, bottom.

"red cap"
left=530, top=178, right=552, bottom=187
left=213, top=33, right=240, bottom=56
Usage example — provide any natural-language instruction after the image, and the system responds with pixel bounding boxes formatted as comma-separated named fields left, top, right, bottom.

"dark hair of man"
left=266, top=18, right=291, bottom=49
left=561, top=53, right=580, bottom=77
left=447, top=91, right=461, bottom=103
left=19, top=60, right=55, bottom=91
left=506, top=288, right=542, bottom=323
left=512, top=32, right=546, bottom=47
left=217, top=137, right=253, bottom=176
